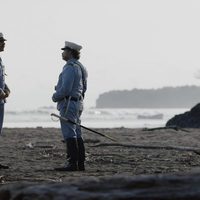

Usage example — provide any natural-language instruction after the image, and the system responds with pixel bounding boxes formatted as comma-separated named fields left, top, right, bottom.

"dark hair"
left=71, top=49, right=80, bottom=60
left=65, top=47, right=80, bottom=60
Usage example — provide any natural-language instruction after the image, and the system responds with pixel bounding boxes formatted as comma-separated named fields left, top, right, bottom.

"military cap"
left=0, top=33, right=6, bottom=41
left=61, top=41, right=82, bottom=51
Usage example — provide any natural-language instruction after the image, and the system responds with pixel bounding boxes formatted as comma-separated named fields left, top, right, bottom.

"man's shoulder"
left=62, top=64, right=75, bottom=74
left=65, top=59, right=87, bottom=73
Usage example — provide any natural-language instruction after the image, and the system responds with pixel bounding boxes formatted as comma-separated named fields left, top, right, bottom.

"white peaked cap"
left=61, top=41, right=82, bottom=51
left=0, top=33, right=6, bottom=41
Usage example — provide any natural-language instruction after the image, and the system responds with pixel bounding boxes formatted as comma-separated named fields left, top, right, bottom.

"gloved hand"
left=4, top=88, right=10, bottom=98
left=0, top=89, right=6, bottom=99
left=4, top=84, right=10, bottom=98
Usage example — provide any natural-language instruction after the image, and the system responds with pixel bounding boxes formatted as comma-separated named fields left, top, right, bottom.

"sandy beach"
left=0, top=127, right=199, bottom=183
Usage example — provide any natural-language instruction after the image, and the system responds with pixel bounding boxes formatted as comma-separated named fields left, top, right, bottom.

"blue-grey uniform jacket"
left=52, top=58, right=88, bottom=111
left=0, top=57, right=8, bottom=105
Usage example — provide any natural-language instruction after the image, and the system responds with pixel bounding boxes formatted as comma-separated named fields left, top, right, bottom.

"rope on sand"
left=142, top=126, right=190, bottom=132
left=90, top=143, right=200, bottom=155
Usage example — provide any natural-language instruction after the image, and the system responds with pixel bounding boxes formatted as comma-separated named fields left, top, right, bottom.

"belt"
left=65, top=96, right=82, bottom=102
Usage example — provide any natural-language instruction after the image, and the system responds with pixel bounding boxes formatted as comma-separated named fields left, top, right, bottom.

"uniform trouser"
left=60, top=100, right=83, bottom=140
left=0, top=104, right=4, bottom=135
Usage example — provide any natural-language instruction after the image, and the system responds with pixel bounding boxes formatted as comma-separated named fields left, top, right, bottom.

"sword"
left=51, top=113, right=117, bottom=142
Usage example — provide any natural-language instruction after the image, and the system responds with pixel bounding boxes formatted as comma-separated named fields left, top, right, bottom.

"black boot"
left=77, top=137, right=85, bottom=171
left=54, top=138, right=78, bottom=171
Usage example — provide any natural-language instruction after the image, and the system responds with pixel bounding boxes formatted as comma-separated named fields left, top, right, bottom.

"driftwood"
left=143, top=125, right=190, bottom=132
left=1, top=172, right=200, bottom=199
left=91, top=143, right=200, bottom=155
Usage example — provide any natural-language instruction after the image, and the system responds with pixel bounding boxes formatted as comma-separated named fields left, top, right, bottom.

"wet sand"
left=0, top=127, right=200, bottom=183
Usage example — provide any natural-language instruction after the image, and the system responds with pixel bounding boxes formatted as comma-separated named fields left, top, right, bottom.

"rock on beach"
left=166, top=103, right=200, bottom=128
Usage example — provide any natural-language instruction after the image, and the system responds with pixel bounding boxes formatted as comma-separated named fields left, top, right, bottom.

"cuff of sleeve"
left=52, top=94, right=57, bottom=102
left=0, top=89, right=4, bottom=95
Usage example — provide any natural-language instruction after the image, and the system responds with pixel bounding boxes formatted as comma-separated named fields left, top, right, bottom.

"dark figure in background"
left=0, top=33, right=10, bottom=169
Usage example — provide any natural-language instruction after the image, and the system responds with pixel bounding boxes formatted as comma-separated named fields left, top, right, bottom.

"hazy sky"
left=1, top=0, right=200, bottom=110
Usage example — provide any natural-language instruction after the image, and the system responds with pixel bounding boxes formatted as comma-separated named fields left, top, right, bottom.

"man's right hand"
left=4, top=89, right=10, bottom=98
left=0, top=89, right=6, bottom=99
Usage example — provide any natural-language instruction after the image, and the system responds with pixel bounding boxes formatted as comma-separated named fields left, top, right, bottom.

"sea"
left=3, top=107, right=189, bottom=129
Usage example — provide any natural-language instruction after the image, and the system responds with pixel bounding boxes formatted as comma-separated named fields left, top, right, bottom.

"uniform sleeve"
left=52, top=66, right=75, bottom=102
left=80, top=66, right=88, bottom=97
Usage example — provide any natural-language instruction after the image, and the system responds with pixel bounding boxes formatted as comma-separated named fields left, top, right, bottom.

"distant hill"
left=96, top=86, right=200, bottom=108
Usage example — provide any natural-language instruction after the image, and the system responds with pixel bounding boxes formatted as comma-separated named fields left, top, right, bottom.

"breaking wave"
left=4, top=107, right=189, bottom=128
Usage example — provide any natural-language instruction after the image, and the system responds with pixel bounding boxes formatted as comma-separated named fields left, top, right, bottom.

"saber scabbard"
left=51, top=113, right=117, bottom=142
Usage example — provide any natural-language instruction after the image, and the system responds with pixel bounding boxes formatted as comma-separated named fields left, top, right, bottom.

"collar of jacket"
left=67, top=58, right=78, bottom=66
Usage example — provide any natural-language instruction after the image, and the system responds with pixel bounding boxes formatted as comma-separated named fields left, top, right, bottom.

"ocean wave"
left=4, top=107, right=189, bottom=128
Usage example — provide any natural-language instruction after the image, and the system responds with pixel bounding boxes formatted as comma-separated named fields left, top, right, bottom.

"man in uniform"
left=0, top=33, right=10, bottom=169
left=52, top=41, right=88, bottom=171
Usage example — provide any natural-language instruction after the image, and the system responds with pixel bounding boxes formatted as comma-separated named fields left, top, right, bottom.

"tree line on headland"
left=96, top=86, right=200, bottom=108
